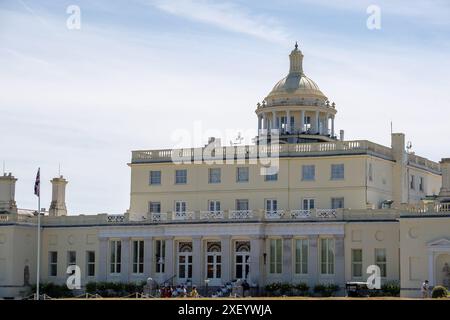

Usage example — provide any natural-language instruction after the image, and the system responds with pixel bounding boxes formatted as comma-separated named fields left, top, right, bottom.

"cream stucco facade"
left=1, top=45, right=449, bottom=299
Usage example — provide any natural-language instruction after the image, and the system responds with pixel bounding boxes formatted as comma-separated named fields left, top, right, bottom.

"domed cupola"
left=268, top=42, right=326, bottom=100
left=255, top=42, right=338, bottom=143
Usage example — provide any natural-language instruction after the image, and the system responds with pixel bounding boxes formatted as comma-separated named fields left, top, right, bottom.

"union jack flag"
left=34, top=168, right=40, bottom=197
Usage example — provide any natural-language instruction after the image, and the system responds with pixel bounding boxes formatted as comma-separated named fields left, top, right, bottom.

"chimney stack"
left=438, top=158, right=450, bottom=202
left=49, top=175, right=68, bottom=217
left=339, top=130, right=344, bottom=141
left=0, top=173, right=18, bottom=213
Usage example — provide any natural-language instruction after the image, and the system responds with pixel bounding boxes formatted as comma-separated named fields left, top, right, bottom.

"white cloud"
left=148, top=0, right=291, bottom=44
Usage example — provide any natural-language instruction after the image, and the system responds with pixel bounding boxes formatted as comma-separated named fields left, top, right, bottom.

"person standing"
left=421, top=280, right=429, bottom=298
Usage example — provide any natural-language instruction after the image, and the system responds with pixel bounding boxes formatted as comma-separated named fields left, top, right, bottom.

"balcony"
left=172, top=211, right=195, bottom=221
left=200, top=210, right=224, bottom=220
left=229, top=210, right=254, bottom=220
left=265, top=210, right=285, bottom=219
left=290, top=209, right=311, bottom=219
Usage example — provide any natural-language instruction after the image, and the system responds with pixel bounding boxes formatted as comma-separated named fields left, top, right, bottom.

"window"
left=265, top=199, right=278, bottom=212
left=208, top=200, right=221, bottom=212
left=320, top=238, right=334, bottom=275
left=236, top=167, right=249, bottom=182
left=236, top=199, right=249, bottom=211
left=132, top=240, right=144, bottom=274
left=368, top=163, right=373, bottom=182
left=149, top=202, right=161, bottom=213
left=235, top=242, right=250, bottom=280
left=331, top=164, right=344, bottom=180
left=410, top=175, right=415, bottom=190
left=206, top=242, right=221, bottom=279
left=269, top=239, right=283, bottom=274
left=178, top=242, right=193, bottom=280
left=149, top=171, right=161, bottom=185
left=155, top=240, right=165, bottom=273
left=419, top=177, right=424, bottom=192
left=49, top=251, right=58, bottom=276
left=209, top=168, right=221, bottom=183
left=67, top=251, right=76, bottom=267
left=303, top=198, right=315, bottom=210
left=175, top=169, right=187, bottom=184
left=302, top=165, right=315, bottom=181
left=295, top=239, right=308, bottom=274
left=351, top=249, right=363, bottom=278
left=331, top=197, right=345, bottom=209
left=265, top=172, right=278, bottom=181
left=375, top=248, right=387, bottom=277
left=110, top=240, right=121, bottom=274
left=86, top=251, right=95, bottom=277
left=175, top=201, right=187, bottom=213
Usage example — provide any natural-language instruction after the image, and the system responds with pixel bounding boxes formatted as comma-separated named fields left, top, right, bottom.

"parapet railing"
left=400, top=202, right=450, bottom=215
left=2, top=205, right=447, bottom=226
left=132, top=140, right=395, bottom=164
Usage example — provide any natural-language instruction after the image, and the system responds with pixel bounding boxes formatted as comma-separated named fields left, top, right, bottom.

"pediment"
left=427, top=238, right=450, bottom=248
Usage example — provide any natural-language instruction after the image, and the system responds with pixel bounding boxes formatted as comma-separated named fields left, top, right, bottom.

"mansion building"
left=1, top=44, right=450, bottom=298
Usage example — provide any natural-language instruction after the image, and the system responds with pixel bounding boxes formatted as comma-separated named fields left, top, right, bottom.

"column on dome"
left=258, top=115, right=262, bottom=131
left=331, top=116, right=335, bottom=137
left=315, top=110, right=319, bottom=134
left=325, top=113, right=329, bottom=135
left=272, top=111, right=277, bottom=130
left=300, top=110, right=305, bottom=133
left=286, top=110, right=291, bottom=133
left=262, top=113, right=267, bottom=130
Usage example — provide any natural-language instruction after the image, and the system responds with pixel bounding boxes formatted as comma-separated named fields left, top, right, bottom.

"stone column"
left=325, top=113, right=329, bottom=135
left=308, top=235, right=319, bottom=286
left=262, top=113, right=266, bottom=130
left=98, top=237, right=108, bottom=282
left=221, top=236, right=231, bottom=283
left=258, top=115, right=262, bottom=131
left=120, top=237, right=131, bottom=283
left=272, top=111, right=277, bottom=129
left=315, top=110, right=319, bottom=133
left=300, top=110, right=305, bottom=132
left=164, top=237, right=175, bottom=280
left=286, top=110, right=291, bottom=133
left=192, top=236, right=203, bottom=287
left=331, top=116, right=335, bottom=137
left=144, top=237, right=153, bottom=278
left=282, top=235, right=293, bottom=283
left=334, top=235, right=345, bottom=289
left=250, top=236, right=264, bottom=288
left=428, top=251, right=434, bottom=286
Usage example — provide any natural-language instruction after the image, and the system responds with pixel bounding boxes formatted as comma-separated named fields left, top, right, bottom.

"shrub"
left=265, top=282, right=281, bottom=293
left=314, top=283, right=340, bottom=297
left=432, top=286, right=448, bottom=299
left=294, top=283, right=309, bottom=296
left=279, top=283, right=292, bottom=295
left=31, top=282, right=74, bottom=298
left=381, top=281, right=400, bottom=297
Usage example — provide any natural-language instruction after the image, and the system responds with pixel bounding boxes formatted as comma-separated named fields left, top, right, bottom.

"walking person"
left=421, top=280, right=429, bottom=298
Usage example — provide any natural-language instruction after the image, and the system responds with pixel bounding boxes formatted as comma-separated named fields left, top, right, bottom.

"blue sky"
left=0, top=0, right=449, bottom=214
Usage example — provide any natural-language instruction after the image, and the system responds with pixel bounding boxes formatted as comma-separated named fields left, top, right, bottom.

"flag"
left=34, top=168, right=40, bottom=197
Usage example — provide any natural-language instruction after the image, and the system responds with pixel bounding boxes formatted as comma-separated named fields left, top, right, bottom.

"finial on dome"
left=295, top=41, right=298, bottom=50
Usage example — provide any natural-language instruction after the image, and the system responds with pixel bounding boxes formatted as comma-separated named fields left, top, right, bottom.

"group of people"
left=157, top=285, right=199, bottom=298
left=154, top=279, right=252, bottom=298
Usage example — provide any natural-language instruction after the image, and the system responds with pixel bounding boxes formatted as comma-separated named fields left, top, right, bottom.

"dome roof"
left=267, top=43, right=326, bottom=99
left=271, top=73, right=323, bottom=95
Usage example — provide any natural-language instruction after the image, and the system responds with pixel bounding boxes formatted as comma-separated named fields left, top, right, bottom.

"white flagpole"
left=36, top=169, right=41, bottom=300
